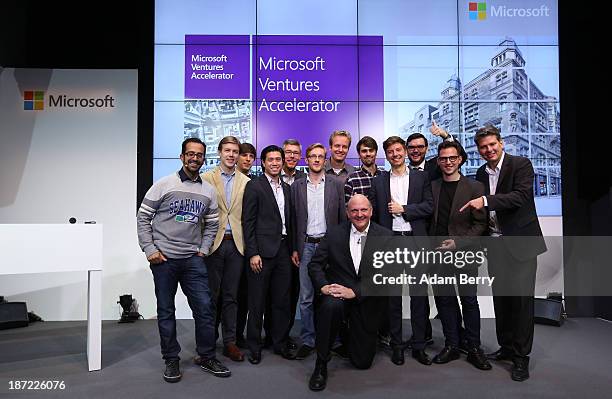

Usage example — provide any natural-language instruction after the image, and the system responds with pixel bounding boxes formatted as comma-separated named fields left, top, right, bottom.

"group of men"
left=137, top=123, right=546, bottom=390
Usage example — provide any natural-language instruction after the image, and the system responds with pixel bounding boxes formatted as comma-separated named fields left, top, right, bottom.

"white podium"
left=0, top=224, right=103, bottom=371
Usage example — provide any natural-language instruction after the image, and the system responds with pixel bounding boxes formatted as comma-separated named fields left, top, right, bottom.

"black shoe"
left=487, top=348, right=514, bottom=361
left=458, top=338, right=470, bottom=355
left=163, top=359, right=182, bottom=383
left=412, top=349, right=432, bottom=366
left=287, top=338, right=299, bottom=351
left=433, top=346, right=461, bottom=364
left=309, top=360, right=328, bottom=391
left=391, top=346, right=405, bottom=365
left=467, top=347, right=492, bottom=370
left=248, top=351, right=261, bottom=365
left=274, top=346, right=297, bottom=360
left=378, top=333, right=391, bottom=348
left=295, top=344, right=315, bottom=360
left=199, top=357, right=231, bottom=378
left=331, top=345, right=349, bottom=359
left=511, top=358, right=530, bottom=382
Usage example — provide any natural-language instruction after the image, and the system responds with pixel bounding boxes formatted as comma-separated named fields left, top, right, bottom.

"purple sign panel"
left=185, top=35, right=250, bottom=99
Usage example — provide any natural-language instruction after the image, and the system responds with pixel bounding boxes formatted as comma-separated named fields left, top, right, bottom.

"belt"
left=222, top=233, right=234, bottom=241
left=393, top=231, right=413, bottom=236
left=305, top=236, right=323, bottom=244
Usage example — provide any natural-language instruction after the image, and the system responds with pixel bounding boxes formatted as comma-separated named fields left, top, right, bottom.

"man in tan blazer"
left=202, top=136, right=250, bottom=362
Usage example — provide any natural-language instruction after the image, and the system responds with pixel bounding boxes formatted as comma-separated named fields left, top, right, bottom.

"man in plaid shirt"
left=344, top=136, right=382, bottom=203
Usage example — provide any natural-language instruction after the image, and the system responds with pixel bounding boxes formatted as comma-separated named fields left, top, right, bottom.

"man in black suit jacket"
left=428, top=141, right=491, bottom=371
left=368, top=136, right=434, bottom=366
left=242, top=145, right=295, bottom=364
left=460, top=126, right=547, bottom=382
left=291, top=143, right=346, bottom=359
left=307, top=194, right=391, bottom=391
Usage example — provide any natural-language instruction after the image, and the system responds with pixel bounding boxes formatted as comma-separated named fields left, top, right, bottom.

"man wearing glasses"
left=281, top=139, right=306, bottom=186
left=137, top=138, right=230, bottom=382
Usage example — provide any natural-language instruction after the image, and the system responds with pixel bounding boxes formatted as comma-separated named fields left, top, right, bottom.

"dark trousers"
left=246, top=241, right=292, bottom=353
left=235, top=259, right=249, bottom=341
left=207, top=239, right=244, bottom=345
left=389, top=291, right=429, bottom=350
left=433, top=265, right=481, bottom=348
left=315, top=295, right=383, bottom=369
left=488, top=239, right=537, bottom=359
left=150, top=255, right=216, bottom=361
left=285, top=262, right=300, bottom=340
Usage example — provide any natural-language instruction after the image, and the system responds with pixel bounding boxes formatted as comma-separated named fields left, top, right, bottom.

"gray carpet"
left=1, top=318, right=611, bottom=399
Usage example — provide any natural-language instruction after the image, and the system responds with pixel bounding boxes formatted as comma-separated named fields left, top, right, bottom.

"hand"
left=459, top=197, right=485, bottom=212
left=388, top=200, right=404, bottom=215
left=291, top=251, right=300, bottom=267
left=430, top=120, right=449, bottom=139
left=321, top=284, right=332, bottom=296
left=196, top=251, right=205, bottom=257
left=147, top=251, right=167, bottom=265
left=329, top=284, right=356, bottom=299
left=436, top=239, right=456, bottom=250
left=250, top=255, right=263, bottom=273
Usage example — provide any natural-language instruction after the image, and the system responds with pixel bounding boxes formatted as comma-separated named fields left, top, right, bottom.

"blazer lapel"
left=495, top=153, right=511, bottom=193
left=213, top=168, right=228, bottom=211
left=383, top=172, right=392, bottom=203
left=450, top=177, right=468, bottom=221
left=227, top=172, right=242, bottom=211
left=407, top=169, right=417, bottom=204
left=260, top=176, right=282, bottom=220
left=431, top=179, right=441, bottom=229
left=341, top=223, right=357, bottom=278
left=323, top=177, right=333, bottom=222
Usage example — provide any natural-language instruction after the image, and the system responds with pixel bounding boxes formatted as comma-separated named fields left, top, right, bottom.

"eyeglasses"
left=438, top=156, right=460, bottom=163
left=184, top=152, right=204, bottom=159
left=407, top=145, right=426, bottom=151
left=307, top=154, right=325, bottom=160
left=284, top=151, right=301, bottom=156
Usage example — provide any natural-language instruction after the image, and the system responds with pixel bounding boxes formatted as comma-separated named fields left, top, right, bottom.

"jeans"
left=298, top=242, right=318, bottom=347
left=150, top=255, right=216, bottom=361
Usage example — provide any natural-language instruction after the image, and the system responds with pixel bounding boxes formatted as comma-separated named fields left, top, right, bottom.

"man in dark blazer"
left=242, top=145, right=295, bottom=364
left=428, top=140, right=491, bottom=371
left=291, top=143, right=346, bottom=359
left=307, top=194, right=391, bottom=391
left=368, top=136, right=434, bottom=366
left=460, top=125, right=547, bottom=382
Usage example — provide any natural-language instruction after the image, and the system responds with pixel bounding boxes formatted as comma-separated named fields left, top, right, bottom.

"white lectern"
left=0, top=224, right=103, bottom=371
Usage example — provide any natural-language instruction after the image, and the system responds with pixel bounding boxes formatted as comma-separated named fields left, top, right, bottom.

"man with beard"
left=137, top=137, right=230, bottom=382
left=344, top=136, right=382, bottom=203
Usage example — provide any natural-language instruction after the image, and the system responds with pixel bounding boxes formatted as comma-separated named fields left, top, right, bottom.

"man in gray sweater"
left=137, top=137, right=230, bottom=382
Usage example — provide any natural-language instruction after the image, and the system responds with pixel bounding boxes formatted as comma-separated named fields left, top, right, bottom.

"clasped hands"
left=321, top=284, right=356, bottom=299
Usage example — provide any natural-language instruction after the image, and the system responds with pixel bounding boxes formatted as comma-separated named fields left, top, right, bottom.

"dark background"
left=1, top=1, right=609, bottom=318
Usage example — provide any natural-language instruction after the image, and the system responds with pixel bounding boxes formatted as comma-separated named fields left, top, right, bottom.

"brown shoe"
left=223, top=343, right=245, bottom=362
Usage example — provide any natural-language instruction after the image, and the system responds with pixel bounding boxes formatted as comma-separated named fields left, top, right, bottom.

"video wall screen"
left=154, top=0, right=560, bottom=215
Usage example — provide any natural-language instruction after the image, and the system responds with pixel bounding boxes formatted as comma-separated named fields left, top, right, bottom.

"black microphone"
left=69, top=217, right=77, bottom=224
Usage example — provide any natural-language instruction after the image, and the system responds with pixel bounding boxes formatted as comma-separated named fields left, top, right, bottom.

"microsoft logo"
left=469, top=2, right=487, bottom=20
left=24, top=90, right=44, bottom=110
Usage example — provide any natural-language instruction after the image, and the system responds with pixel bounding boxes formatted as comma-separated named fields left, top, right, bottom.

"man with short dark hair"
left=137, top=137, right=230, bottom=382
left=344, top=136, right=382, bottom=203
left=242, top=145, right=296, bottom=364
left=238, top=142, right=256, bottom=177
left=406, top=121, right=457, bottom=181
left=202, top=136, right=250, bottom=362
left=368, top=136, right=434, bottom=367
left=428, top=140, right=491, bottom=371
left=460, top=125, right=546, bottom=381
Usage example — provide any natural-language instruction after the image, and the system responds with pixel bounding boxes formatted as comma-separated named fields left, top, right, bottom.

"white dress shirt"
left=306, top=175, right=326, bottom=237
left=266, top=173, right=287, bottom=235
left=389, top=168, right=412, bottom=232
left=350, top=222, right=370, bottom=275
left=483, top=151, right=505, bottom=236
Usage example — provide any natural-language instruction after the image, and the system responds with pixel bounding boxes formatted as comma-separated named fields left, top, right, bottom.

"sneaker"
left=163, top=359, right=182, bottom=383
left=200, top=357, right=231, bottom=378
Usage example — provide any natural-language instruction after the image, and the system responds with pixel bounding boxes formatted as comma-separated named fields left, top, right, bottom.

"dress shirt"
left=389, top=167, right=412, bottom=232
left=220, top=168, right=235, bottom=234
left=350, top=222, right=370, bottom=275
left=265, top=173, right=287, bottom=235
left=306, top=174, right=327, bottom=237
left=483, top=151, right=505, bottom=236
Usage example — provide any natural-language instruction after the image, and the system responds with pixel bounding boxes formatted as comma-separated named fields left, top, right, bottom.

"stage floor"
left=1, top=318, right=611, bottom=398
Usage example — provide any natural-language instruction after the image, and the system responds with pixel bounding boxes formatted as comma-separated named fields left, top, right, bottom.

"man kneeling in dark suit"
left=307, top=194, right=391, bottom=391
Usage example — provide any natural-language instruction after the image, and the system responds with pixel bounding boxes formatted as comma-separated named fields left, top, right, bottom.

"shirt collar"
left=307, top=173, right=325, bottom=184
left=351, top=221, right=370, bottom=236
left=178, top=168, right=202, bottom=183
left=265, top=172, right=281, bottom=185
left=485, top=151, right=506, bottom=175
left=220, top=166, right=236, bottom=177
left=411, top=160, right=426, bottom=171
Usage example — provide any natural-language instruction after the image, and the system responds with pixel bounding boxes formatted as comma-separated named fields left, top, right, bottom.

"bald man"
left=306, top=195, right=392, bottom=391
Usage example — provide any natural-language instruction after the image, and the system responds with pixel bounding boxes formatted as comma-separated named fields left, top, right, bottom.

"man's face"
left=306, top=147, right=326, bottom=173
left=180, top=142, right=205, bottom=174
left=283, top=144, right=301, bottom=170
left=330, top=136, right=350, bottom=163
left=219, top=143, right=239, bottom=170
left=477, top=135, right=504, bottom=164
left=358, top=145, right=376, bottom=167
left=437, top=147, right=462, bottom=176
left=347, top=196, right=372, bottom=232
left=263, top=151, right=283, bottom=177
left=406, top=138, right=428, bottom=165
left=238, top=152, right=255, bottom=173
left=385, top=142, right=407, bottom=169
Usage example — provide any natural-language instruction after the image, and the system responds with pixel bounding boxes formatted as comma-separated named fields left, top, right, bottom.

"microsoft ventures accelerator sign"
left=184, top=34, right=384, bottom=153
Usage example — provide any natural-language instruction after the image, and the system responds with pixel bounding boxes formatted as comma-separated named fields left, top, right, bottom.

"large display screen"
left=154, top=0, right=560, bottom=215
